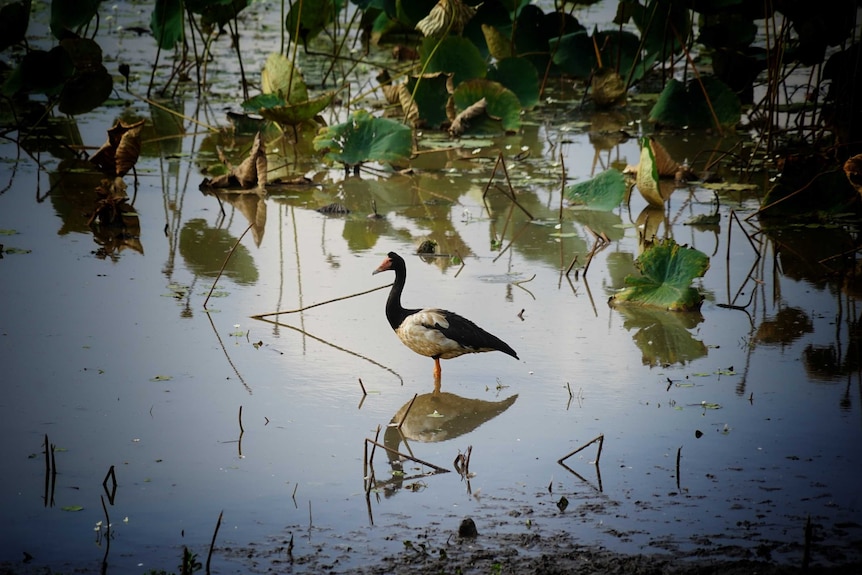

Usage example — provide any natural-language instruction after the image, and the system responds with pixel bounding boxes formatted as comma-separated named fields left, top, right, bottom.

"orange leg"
left=433, top=357, right=442, bottom=380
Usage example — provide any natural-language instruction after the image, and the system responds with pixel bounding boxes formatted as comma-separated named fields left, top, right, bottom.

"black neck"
left=385, top=260, right=412, bottom=329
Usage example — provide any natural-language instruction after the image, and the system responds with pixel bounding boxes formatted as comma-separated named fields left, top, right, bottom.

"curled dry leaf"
left=204, top=132, right=267, bottom=190
left=449, top=97, right=486, bottom=137
left=90, top=120, right=145, bottom=177
left=844, top=153, right=862, bottom=196
left=416, top=0, right=476, bottom=37
left=591, top=68, right=627, bottom=108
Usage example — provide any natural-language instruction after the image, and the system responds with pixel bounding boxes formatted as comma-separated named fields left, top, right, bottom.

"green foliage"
left=420, top=36, right=486, bottom=87
left=151, top=0, right=184, bottom=50
left=610, top=238, right=709, bottom=311
left=649, top=76, right=740, bottom=129
left=313, top=110, right=412, bottom=168
left=406, top=74, right=450, bottom=129
left=286, top=0, right=343, bottom=46
left=486, top=57, right=540, bottom=109
left=566, top=169, right=627, bottom=211
left=452, top=79, right=522, bottom=134
left=50, top=0, right=100, bottom=38
left=243, top=53, right=334, bottom=126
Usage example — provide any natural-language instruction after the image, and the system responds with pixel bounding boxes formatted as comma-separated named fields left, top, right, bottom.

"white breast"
left=395, top=309, right=467, bottom=359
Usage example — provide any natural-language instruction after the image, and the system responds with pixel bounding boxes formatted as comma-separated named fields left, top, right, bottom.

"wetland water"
left=1, top=2, right=861, bottom=573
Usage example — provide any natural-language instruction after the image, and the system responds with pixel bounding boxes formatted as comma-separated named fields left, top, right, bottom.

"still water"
left=1, top=2, right=861, bottom=574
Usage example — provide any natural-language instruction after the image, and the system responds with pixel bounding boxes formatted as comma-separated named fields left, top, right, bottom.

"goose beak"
left=373, top=256, right=392, bottom=275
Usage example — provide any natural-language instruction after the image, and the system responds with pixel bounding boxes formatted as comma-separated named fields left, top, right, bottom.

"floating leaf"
left=636, top=137, right=663, bottom=207
left=566, top=169, right=626, bottom=211
left=420, top=36, right=485, bottom=87
left=62, top=506, right=84, bottom=512
left=610, top=238, right=709, bottom=311
left=649, top=76, right=741, bottom=129
left=150, top=375, right=173, bottom=382
left=313, top=110, right=412, bottom=168
left=451, top=79, right=521, bottom=134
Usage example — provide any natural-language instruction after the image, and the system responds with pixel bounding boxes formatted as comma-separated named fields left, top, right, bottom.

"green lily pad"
left=420, top=36, right=486, bottom=87
left=452, top=79, right=521, bottom=133
left=649, top=76, right=741, bottom=129
left=313, top=110, right=412, bottom=168
left=486, top=57, right=540, bottom=109
left=610, top=238, right=709, bottom=311
left=566, top=169, right=627, bottom=211
left=62, top=505, right=84, bottom=512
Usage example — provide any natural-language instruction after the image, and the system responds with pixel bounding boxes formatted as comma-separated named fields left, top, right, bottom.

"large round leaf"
left=649, top=76, right=741, bottom=129
left=419, top=36, right=485, bottom=87
left=487, top=57, right=540, bottom=109
left=59, top=67, right=113, bottom=115
left=610, top=238, right=709, bottom=311
left=313, top=110, right=412, bottom=167
left=566, top=169, right=627, bottom=211
left=452, top=79, right=521, bottom=133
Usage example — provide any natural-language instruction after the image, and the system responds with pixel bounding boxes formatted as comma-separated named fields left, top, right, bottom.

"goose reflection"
left=387, top=391, right=518, bottom=445
left=369, top=391, right=518, bottom=499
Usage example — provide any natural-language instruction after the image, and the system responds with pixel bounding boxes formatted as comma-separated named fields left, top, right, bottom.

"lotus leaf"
left=150, top=0, right=184, bottom=50
left=486, top=57, right=540, bottom=109
left=420, top=36, right=485, bottom=88
left=566, top=169, right=626, bottom=211
left=313, top=110, right=412, bottom=168
left=452, top=79, right=521, bottom=134
left=649, top=76, right=741, bottom=129
left=610, top=238, right=709, bottom=311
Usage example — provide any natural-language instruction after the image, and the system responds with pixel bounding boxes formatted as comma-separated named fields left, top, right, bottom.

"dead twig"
left=251, top=283, right=391, bottom=318
left=558, top=434, right=604, bottom=466
left=205, top=223, right=254, bottom=309
left=365, top=438, right=450, bottom=474
left=205, top=510, right=223, bottom=575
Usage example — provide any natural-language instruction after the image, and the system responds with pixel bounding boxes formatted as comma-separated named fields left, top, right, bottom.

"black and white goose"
left=373, top=252, right=518, bottom=381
